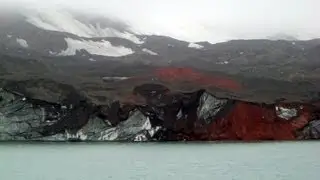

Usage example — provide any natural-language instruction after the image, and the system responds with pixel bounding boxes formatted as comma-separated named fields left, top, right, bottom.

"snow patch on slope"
left=102, top=77, right=130, bottom=81
left=188, top=42, right=204, bottom=49
left=142, top=48, right=158, bottom=55
left=25, top=9, right=144, bottom=44
left=16, top=38, right=29, bottom=48
left=66, top=129, right=87, bottom=140
left=217, top=61, right=229, bottom=65
left=48, top=50, right=56, bottom=55
left=58, top=38, right=134, bottom=57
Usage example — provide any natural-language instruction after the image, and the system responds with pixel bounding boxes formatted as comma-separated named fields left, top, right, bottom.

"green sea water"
left=0, top=142, right=319, bottom=180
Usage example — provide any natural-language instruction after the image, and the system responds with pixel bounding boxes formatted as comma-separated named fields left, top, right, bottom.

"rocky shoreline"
left=1, top=83, right=319, bottom=142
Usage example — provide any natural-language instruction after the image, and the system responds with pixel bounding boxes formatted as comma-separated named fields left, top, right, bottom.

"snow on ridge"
left=142, top=48, right=158, bottom=55
left=58, top=38, right=134, bottom=57
left=188, top=42, right=204, bottom=49
left=25, top=9, right=144, bottom=44
left=16, top=38, right=29, bottom=48
left=49, top=50, right=56, bottom=55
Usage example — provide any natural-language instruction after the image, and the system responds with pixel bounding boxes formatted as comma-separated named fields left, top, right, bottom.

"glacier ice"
left=142, top=48, right=158, bottom=55
left=58, top=38, right=134, bottom=57
left=188, top=42, right=204, bottom=49
left=16, top=38, right=29, bottom=48
left=25, top=9, right=144, bottom=44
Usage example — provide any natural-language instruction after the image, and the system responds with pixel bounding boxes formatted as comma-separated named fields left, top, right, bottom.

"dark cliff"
left=1, top=67, right=319, bottom=141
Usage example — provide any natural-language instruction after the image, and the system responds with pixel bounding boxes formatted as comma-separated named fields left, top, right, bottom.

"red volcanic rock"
left=206, top=102, right=312, bottom=141
left=154, top=67, right=242, bottom=91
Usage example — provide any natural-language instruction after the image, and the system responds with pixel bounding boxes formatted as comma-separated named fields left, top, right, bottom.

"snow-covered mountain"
left=25, top=9, right=142, bottom=43
left=0, top=7, right=208, bottom=62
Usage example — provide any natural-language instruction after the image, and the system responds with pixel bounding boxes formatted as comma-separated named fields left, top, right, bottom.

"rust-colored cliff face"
left=206, top=102, right=312, bottom=141
left=125, top=89, right=316, bottom=141
left=154, top=67, right=243, bottom=91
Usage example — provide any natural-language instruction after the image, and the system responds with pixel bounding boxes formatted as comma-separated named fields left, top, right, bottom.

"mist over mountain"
left=267, top=33, right=298, bottom=41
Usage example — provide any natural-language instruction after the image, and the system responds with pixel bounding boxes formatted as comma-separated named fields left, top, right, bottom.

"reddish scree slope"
left=154, top=67, right=242, bottom=91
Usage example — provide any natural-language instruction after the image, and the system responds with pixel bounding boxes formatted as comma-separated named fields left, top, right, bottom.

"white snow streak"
left=66, top=129, right=87, bottom=140
left=217, top=61, right=229, bottom=65
left=102, top=77, right=130, bottom=81
left=275, top=106, right=298, bottom=120
left=16, top=38, right=29, bottom=48
left=48, top=50, right=56, bottom=55
left=142, top=48, right=158, bottom=55
left=25, top=9, right=144, bottom=44
left=188, top=42, right=204, bottom=49
left=58, top=38, right=134, bottom=57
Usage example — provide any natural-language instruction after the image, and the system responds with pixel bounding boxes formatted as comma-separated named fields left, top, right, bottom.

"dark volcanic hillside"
left=1, top=38, right=320, bottom=105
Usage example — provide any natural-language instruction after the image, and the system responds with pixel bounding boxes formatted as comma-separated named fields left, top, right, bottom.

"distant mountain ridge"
left=267, top=33, right=299, bottom=41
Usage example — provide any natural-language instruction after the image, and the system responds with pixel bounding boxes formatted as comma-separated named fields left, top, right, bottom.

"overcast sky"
left=1, top=0, right=320, bottom=43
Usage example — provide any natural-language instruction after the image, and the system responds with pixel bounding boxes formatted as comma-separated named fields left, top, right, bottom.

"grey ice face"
left=0, top=89, right=47, bottom=140
left=197, top=92, right=228, bottom=124
left=298, top=119, right=320, bottom=139
left=0, top=89, right=160, bottom=141
left=275, top=106, right=298, bottom=120
left=97, top=110, right=157, bottom=141
left=309, top=120, right=320, bottom=139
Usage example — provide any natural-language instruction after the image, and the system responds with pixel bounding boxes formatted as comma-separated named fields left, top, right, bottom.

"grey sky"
left=1, top=0, right=320, bottom=43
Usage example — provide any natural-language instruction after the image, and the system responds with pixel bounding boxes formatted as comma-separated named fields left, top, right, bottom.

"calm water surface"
left=0, top=142, right=319, bottom=180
